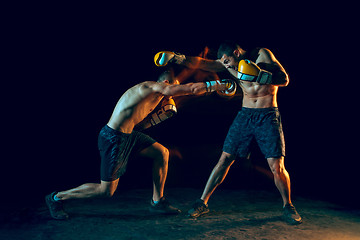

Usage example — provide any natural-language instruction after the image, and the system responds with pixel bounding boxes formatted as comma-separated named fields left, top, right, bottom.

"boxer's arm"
left=181, top=57, right=227, bottom=72
left=157, top=80, right=233, bottom=97
left=156, top=82, right=208, bottom=96
left=154, top=51, right=226, bottom=72
left=256, top=48, right=289, bottom=86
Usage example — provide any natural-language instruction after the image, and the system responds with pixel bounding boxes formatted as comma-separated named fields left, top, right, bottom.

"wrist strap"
left=205, top=80, right=221, bottom=92
left=256, top=70, right=273, bottom=84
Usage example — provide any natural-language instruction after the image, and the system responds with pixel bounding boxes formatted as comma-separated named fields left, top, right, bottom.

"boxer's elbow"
left=161, top=85, right=178, bottom=96
left=281, top=74, right=290, bottom=87
left=273, top=72, right=289, bottom=87
left=282, top=77, right=289, bottom=87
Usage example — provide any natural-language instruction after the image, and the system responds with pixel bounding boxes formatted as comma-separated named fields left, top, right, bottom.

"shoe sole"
left=283, top=215, right=302, bottom=225
left=187, top=209, right=210, bottom=218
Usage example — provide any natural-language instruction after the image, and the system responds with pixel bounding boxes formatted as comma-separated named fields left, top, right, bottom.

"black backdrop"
left=3, top=2, right=359, bottom=209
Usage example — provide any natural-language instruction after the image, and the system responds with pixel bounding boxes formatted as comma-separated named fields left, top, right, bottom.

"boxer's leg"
left=267, top=157, right=291, bottom=206
left=139, top=142, right=180, bottom=214
left=267, top=157, right=302, bottom=224
left=188, top=151, right=236, bottom=218
left=55, top=179, right=119, bottom=200
left=139, top=142, right=169, bottom=202
left=201, top=152, right=236, bottom=204
left=45, top=179, right=119, bottom=220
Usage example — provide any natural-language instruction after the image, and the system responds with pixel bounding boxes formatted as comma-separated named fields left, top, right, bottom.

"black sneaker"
left=187, top=199, right=209, bottom=218
left=45, top=192, right=69, bottom=220
left=149, top=197, right=181, bottom=215
left=283, top=203, right=302, bottom=225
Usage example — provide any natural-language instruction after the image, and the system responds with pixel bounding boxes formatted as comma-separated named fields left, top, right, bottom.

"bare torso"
left=239, top=81, right=278, bottom=108
left=107, top=82, right=164, bottom=133
left=239, top=48, right=279, bottom=108
left=218, top=48, right=285, bottom=108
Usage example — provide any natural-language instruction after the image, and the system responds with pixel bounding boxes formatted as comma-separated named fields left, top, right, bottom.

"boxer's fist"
left=154, top=51, right=185, bottom=67
left=136, top=97, right=177, bottom=130
left=237, top=59, right=260, bottom=81
left=205, top=79, right=236, bottom=97
left=217, top=79, right=237, bottom=97
left=237, top=60, right=273, bottom=84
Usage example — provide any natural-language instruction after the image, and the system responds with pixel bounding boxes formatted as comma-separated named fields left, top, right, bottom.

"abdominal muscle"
left=240, top=81, right=278, bottom=108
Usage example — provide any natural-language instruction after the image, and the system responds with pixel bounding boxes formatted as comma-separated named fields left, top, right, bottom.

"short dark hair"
left=157, top=70, right=176, bottom=84
left=217, top=40, right=242, bottom=59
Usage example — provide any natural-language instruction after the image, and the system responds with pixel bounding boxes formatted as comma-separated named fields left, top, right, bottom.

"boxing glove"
left=205, top=79, right=236, bottom=96
left=237, top=60, right=273, bottom=84
left=137, top=98, right=177, bottom=129
left=154, top=51, right=186, bottom=67
left=217, top=79, right=237, bottom=97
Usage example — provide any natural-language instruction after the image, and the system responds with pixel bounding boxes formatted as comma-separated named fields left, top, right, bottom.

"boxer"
left=45, top=71, right=235, bottom=220
left=154, top=42, right=302, bottom=224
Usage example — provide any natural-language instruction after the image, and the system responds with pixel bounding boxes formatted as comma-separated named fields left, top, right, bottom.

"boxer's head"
left=217, top=41, right=245, bottom=71
left=157, top=70, right=179, bottom=85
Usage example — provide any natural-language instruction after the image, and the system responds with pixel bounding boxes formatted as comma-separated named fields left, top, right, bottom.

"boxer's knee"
left=99, top=180, right=119, bottom=198
left=140, top=142, right=169, bottom=165
left=218, top=152, right=236, bottom=167
left=158, top=146, right=169, bottom=165
left=267, top=157, right=285, bottom=175
left=151, top=143, right=169, bottom=166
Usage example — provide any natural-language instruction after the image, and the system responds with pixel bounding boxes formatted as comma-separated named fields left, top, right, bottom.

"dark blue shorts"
left=223, top=107, right=285, bottom=159
left=98, top=125, right=156, bottom=181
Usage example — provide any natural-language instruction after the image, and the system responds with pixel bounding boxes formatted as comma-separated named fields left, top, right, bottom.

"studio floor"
left=1, top=188, right=360, bottom=240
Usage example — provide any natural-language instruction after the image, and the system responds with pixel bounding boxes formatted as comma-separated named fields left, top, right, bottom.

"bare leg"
left=139, top=142, right=169, bottom=202
left=267, top=157, right=291, bottom=207
left=201, top=152, right=236, bottom=204
left=139, top=142, right=180, bottom=214
left=45, top=179, right=119, bottom=220
left=56, top=179, right=119, bottom=200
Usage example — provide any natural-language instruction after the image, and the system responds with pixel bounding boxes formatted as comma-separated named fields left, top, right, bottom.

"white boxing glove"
left=136, top=98, right=177, bottom=130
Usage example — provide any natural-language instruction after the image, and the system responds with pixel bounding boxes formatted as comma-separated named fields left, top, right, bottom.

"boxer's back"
left=107, top=81, right=164, bottom=133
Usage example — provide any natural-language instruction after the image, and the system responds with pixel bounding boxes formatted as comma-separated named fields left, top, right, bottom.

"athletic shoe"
left=149, top=197, right=181, bottom=214
left=283, top=203, right=302, bottom=224
left=45, top=192, right=69, bottom=220
left=187, top=199, right=209, bottom=218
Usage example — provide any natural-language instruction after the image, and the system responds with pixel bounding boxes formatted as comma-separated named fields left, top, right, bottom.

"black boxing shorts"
left=98, top=125, right=156, bottom=181
left=223, top=107, right=285, bottom=159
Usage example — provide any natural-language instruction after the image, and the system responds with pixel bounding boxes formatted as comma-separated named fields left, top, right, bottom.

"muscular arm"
left=256, top=48, right=289, bottom=87
left=181, top=56, right=227, bottom=72
left=155, top=82, right=209, bottom=96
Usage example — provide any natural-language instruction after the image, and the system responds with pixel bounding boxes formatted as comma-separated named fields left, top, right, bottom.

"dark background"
left=2, top=3, right=359, bottom=210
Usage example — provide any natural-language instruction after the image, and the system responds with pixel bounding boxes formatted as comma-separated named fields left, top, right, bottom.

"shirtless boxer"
left=154, top=41, right=302, bottom=224
left=45, top=71, right=235, bottom=220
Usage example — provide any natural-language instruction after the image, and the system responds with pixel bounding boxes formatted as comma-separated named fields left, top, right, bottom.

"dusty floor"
left=1, top=188, right=360, bottom=240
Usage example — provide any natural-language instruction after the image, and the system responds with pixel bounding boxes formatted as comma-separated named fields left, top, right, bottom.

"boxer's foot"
left=187, top=199, right=209, bottom=218
left=149, top=197, right=181, bottom=215
left=283, top=203, right=302, bottom=224
left=45, top=192, right=69, bottom=220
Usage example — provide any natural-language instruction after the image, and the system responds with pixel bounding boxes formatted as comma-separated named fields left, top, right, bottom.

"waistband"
left=102, top=125, right=131, bottom=136
left=241, top=107, right=279, bottom=112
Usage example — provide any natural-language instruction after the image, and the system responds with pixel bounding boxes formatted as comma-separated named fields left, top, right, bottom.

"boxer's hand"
left=217, top=79, right=237, bottom=97
left=237, top=60, right=273, bottom=84
left=136, top=97, right=177, bottom=130
left=204, top=79, right=235, bottom=93
left=154, top=51, right=186, bottom=67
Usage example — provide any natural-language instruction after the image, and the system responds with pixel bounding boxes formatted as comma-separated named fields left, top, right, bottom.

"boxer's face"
left=220, top=54, right=238, bottom=70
